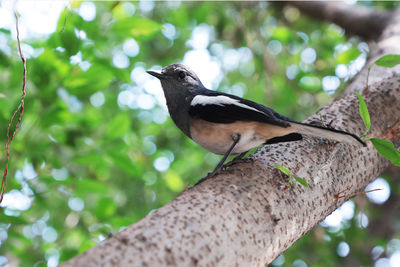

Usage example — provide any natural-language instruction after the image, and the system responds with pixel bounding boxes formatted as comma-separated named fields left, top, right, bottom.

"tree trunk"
left=63, top=4, right=400, bottom=267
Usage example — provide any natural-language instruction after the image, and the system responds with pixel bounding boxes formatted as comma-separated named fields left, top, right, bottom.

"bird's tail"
left=290, top=122, right=366, bottom=147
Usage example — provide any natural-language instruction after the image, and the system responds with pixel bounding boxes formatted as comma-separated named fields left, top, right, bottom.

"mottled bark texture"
left=63, top=4, right=400, bottom=267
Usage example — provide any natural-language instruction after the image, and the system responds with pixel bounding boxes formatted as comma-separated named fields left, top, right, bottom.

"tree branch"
left=63, top=77, right=399, bottom=266
left=1, top=8, right=27, bottom=203
left=286, top=1, right=392, bottom=40
left=63, top=5, right=400, bottom=267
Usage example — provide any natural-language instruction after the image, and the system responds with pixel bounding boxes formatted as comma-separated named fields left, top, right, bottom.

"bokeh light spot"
left=301, top=47, right=317, bottom=64
left=123, top=38, right=140, bottom=57
left=286, top=64, right=299, bottom=80
left=68, top=197, right=85, bottom=212
left=162, top=23, right=177, bottom=40
left=292, top=259, right=307, bottom=267
left=335, top=64, right=348, bottom=79
left=365, top=177, right=390, bottom=204
left=337, top=241, right=350, bottom=257
left=267, top=40, right=282, bottom=55
left=0, top=190, right=32, bottom=211
left=112, top=51, right=130, bottom=69
left=322, top=76, right=340, bottom=93
left=79, top=2, right=96, bottom=21
left=139, top=0, right=154, bottom=13
left=42, top=226, right=58, bottom=243
left=90, top=91, right=105, bottom=107
left=272, top=255, right=285, bottom=266
left=137, top=94, right=155, bottom=110
left=154, top=157, right=170, bottom=172
left=51, top=167, right=68, bottom=181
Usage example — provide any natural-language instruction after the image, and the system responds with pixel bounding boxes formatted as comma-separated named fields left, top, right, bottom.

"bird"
left=147, top=63, right=365, bottom=183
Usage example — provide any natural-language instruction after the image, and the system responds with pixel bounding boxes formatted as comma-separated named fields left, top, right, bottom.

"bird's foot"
left=222, top=152, right=253, bottom=170
left=192, top=134, right=242, bottom=187
left=192, top=156, right=253, bottom=187
left=193, top=169, right=221, bottom=186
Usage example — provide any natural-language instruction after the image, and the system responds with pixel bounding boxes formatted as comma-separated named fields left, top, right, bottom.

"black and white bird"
left=147, top=63, right=365, bottom=180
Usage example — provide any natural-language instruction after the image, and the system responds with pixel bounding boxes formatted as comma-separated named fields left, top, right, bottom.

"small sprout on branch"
left=369, top=138, right=400, bottom=166
left=294, top=176, right=309, bottom=187
left=365, top=54, right=400, bottom=93
left=356, top=92, right=400, bottom=167
left=374, top=54, right=400, bottom=68
left=355, top=92, right=371, bottom=137
left=274, top=164, right=309, bottom=188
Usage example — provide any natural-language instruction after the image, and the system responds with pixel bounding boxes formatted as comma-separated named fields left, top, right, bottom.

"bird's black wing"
left=188, top=90, right=292, bottom=128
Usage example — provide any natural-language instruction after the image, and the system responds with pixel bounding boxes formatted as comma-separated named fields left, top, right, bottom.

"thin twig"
left=110, top=1, right=121, bottom=11
left=0, top=8, right=27, bottom=203
left=334, top=188, right=382, bottom=201
left=59, top=4, right=69, bottom=33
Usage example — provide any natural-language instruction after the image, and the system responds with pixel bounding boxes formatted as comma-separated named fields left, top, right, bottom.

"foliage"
left=369, top=138, right=400, bottom=166
left=356, top=91, right=400, bottom=166
left=0, top=1, right=399, bottom=267
left=357, top=56, right=400, bottom=166
left=374, top=54, right=400, bottom=68
left=355, top=92, right=370, bottom=137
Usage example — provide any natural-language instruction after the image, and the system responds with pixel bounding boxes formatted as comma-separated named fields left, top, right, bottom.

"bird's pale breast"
left=190, top=119, right=295, bottom=155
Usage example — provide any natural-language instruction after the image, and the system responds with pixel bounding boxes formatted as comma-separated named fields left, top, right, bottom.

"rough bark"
left=62, top=79, right=400, bottom=267
left=63, top=4, right=400, bottom=267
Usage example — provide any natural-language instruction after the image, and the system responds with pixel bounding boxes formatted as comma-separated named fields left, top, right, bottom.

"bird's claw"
left=192, top=170, right=219, bottom=186
left=223, top=156, right=253, bottom=170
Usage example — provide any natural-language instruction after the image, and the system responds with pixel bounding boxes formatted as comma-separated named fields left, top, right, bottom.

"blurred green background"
left=0, top=1, right=399, bottom=266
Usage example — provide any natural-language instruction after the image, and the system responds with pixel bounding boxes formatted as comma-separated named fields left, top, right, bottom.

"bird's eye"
left=178, top=71, right=186, bottom=79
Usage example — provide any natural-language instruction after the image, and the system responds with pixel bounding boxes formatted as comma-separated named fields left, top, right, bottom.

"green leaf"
left=106, top=113, right=131, bottom=139
left=299, top=75, right=321, bottom=92
left=295, top=177, right=309, bottom=187
left=336, top=47, right=361, bottom=64
left=95, top=197, right=116, bottom=219
left=75, top=179, right=109, bottom=196
left=164, top=171, right=184, bottom=192
left=64, top=65, right=114, bottom=97
left=374, top=54, right=400, bottom=68
left=369, top=138, right=400, bottom=166
left=112, top=17, right=162, bottom=39
left=274, top=164, right=291, bottom=176
left=272, top=26, right=292, bottom=43
left=355, top=93, right=371, bottom=136
left=109, top=216, right=138, bottom=228
left=0, top=213, right=29, bottom=225
left=59, top=30, right=82, bottom=56
left=107, top=150, right=142, bottom=177
left=73, top=153, right=105, bottom=166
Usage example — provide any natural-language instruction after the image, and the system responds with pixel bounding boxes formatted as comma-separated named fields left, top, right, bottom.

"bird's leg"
left=222, top=151, right=253, bottom=169
left=193, top=134, right=241, bottom=186
left=232, top=151, right=248, bottom=162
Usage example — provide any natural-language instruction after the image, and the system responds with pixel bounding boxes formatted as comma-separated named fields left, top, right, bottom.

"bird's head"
left=147, top=63, right=205, bottom=94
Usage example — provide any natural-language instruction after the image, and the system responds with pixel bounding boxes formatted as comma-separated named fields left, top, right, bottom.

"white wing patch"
left=191, top=95, right=264, bottom=114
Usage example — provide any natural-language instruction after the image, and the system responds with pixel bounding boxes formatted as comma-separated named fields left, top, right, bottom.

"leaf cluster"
left=357, top=54, right=400, bottom=166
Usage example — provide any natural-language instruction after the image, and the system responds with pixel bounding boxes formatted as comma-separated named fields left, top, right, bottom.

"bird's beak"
left=147, top=70, right=165, bottom=80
